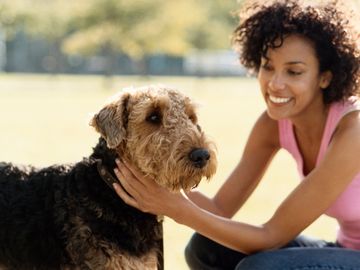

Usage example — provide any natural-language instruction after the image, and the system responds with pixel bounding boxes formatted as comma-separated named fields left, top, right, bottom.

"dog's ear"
left=90, top=92, right=130, bottom=149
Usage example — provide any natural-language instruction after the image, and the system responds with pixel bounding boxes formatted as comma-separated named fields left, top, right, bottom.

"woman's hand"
left=113, top=159, right=186, bottom=218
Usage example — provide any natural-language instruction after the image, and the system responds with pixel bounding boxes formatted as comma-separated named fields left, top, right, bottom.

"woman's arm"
left=186, top=111, right=280, bottom=218
left=177, top=111, right=360, bottom=253
left=113, top=111, right=279, bottom=247
left=113, top=111, right=360, bottom=254
left=262, top=111, right=360, bottom=248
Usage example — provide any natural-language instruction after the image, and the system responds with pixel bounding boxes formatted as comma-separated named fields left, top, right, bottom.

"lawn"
left=0, top=74, right=337, bottom=269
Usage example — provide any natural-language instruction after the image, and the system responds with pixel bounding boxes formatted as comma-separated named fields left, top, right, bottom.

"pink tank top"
left=278, top=97, right=360, bottom=250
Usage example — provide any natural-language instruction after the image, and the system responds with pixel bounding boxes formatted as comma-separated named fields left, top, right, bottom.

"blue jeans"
left=185, top=233, right=360, bottom=270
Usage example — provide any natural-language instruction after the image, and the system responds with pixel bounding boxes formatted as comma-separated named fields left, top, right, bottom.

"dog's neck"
left=90, top=137, right=164, bottom=223
left=89, top=137, right=121, bottom=191
left=96, top=159, right=118, bottom=191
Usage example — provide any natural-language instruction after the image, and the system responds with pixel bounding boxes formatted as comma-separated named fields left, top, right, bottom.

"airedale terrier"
left=0, top=85, right=217, bottom=270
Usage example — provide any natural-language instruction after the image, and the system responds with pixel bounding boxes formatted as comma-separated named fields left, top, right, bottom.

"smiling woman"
left=110, top=1, right=360, bottom=269
left=257, top=34, right=332, bottom=122
left=0, top=75, right=280, bottom=269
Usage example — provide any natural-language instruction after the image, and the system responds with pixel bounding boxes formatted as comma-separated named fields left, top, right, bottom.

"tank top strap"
left=278, top=97, right=360, bottom=176
left=278, top=119, right=292, bottom=151
left=317, top=97, right=360, bottom=163
left=278, top=118, right=303, bottom=175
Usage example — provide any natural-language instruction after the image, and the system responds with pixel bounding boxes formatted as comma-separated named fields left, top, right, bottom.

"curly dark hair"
left=232, top=0, right=360, bottom=104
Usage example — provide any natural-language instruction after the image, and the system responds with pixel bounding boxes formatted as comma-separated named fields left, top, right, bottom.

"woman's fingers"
left=113, top=159, right=164, bottom=214
left=121, top=159, right=142, bottom=178
left=113, top=183, right=139, bottom=208
left=115, top=159, right=145, bottom=188
left=120, top=159, right=154, bottom=186
left=114, top=167, right=141, bottom=200
left=114, top=168, right=155, bottom=213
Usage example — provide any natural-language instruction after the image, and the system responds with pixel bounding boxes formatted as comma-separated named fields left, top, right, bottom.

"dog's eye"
left=146, top=111, right=162, bottom=124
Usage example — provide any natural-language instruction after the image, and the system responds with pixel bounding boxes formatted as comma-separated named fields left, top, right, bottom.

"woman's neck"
left=291, top=101, right=329, bottom=143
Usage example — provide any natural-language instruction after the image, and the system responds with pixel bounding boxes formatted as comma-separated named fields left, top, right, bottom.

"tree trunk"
left=103, top=43, right=117, bottom=89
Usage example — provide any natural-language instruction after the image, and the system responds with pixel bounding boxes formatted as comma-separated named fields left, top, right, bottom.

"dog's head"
left=90, top=85, right=217, bottom=191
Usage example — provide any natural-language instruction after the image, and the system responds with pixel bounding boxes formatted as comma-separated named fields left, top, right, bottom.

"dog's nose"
left=189, top=148, right=210, bottom=168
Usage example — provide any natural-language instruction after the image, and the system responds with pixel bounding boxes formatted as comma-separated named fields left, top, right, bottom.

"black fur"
left=0, top=138, right=162, bottom=269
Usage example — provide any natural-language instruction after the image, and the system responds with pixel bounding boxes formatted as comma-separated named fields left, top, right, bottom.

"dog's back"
left=0, top=142, right=163, bottom=269
left=0, top=162, right=71, bottom=269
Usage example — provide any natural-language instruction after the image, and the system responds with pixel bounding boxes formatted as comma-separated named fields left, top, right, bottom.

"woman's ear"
left=319, top=70, right=333, bottom=89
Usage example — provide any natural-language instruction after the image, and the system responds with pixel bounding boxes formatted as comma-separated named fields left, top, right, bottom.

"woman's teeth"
left=269, top=95, right=291, bottom=104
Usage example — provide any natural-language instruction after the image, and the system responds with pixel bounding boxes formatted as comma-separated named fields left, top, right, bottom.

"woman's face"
left=257, top=34, right=332, bottom=121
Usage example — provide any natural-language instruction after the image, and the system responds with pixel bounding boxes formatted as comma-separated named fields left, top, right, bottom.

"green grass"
left=0, top=74, right=337, bottom=269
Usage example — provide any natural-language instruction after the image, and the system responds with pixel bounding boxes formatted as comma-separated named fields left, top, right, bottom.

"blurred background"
left=0, top=0, right=351, bottom=269
left=0, top=0, right=244, bottom=78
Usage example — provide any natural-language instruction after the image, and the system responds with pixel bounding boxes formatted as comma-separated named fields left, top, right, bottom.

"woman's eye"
left=288, top=70, right=302, bottom=76
left=146, top=111, right=162, bottom=124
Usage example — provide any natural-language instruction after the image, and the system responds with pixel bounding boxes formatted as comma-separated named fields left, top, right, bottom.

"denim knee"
left=235, top=251, right=281, bottom=270
left=185, top=233, right=248, bottom=270
left=184, top=234, right=197, bottom=269
left=184, top=233, right=218, bottom=269
left=235, top=248, right=360, bottom=270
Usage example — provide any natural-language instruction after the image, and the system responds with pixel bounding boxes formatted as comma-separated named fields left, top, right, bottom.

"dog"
left=0, top=85, right=217, bottom=269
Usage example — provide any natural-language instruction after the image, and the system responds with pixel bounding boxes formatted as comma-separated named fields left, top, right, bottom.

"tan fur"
left=105, top=250, right=158, bottom=270
left=64, top=215, right=161, bottom=269
left=91, top=85, right=217, bottom=191
left=88, top=85, right=217, bottom=268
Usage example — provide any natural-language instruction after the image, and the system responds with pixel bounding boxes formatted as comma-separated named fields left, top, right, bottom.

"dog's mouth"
left=191, top=182, right=199, bottom=189
left=179, top=176, right=201, bottom=192
left=168, top=149, right=216, bottom=191
left=163, top=166, right=212, bottom=192
left=185, top=180, right=201, bottom=192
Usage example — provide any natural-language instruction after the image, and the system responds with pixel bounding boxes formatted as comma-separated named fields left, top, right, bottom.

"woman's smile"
left=257, top=34, right=331, bottom=121
left=268, top=95, right=293, bottom=105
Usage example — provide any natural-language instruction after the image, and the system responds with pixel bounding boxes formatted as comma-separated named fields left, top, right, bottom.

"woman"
left=113, top=1, right=360, bottom=269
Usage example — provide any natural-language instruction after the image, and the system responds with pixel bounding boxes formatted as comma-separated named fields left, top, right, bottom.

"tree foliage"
left=62, top=0, right=232, bottom=59
left=0, top=0, right=31, bottom=38
left=187, top=0, right=238, bottom=50
left=0, top=0, right=239, bottom=76
left=1, top=0, right=239, bottom=56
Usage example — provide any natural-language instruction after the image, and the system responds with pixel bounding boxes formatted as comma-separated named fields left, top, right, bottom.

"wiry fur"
left=0, top=85, right=217, bottom=269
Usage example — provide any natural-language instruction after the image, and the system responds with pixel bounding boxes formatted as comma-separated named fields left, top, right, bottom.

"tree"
left=61, top=0, right=222, bottom=76
left=0, top=0, right=82, bottom=73
left=187, top=0, right=238, bottom=50
left=1, top=0, right=241, bottom=77
left=63, top=0, right=160, bottom=76
left=0, top=0, right=30, bottom=37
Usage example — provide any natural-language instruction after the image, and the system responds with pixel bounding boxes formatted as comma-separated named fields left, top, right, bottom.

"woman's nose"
left=268, top=74, right=286, bottom=91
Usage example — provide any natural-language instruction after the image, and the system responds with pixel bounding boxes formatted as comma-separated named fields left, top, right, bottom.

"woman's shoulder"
left=256, top=110, right=278, bottom=125
left=335, top=96, right=360, bottom=129
left=332, top=98, right=360, bottom=147
left=250, top=111, right=280, bottom=149
left=337, top=109, right=360, bottom=131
